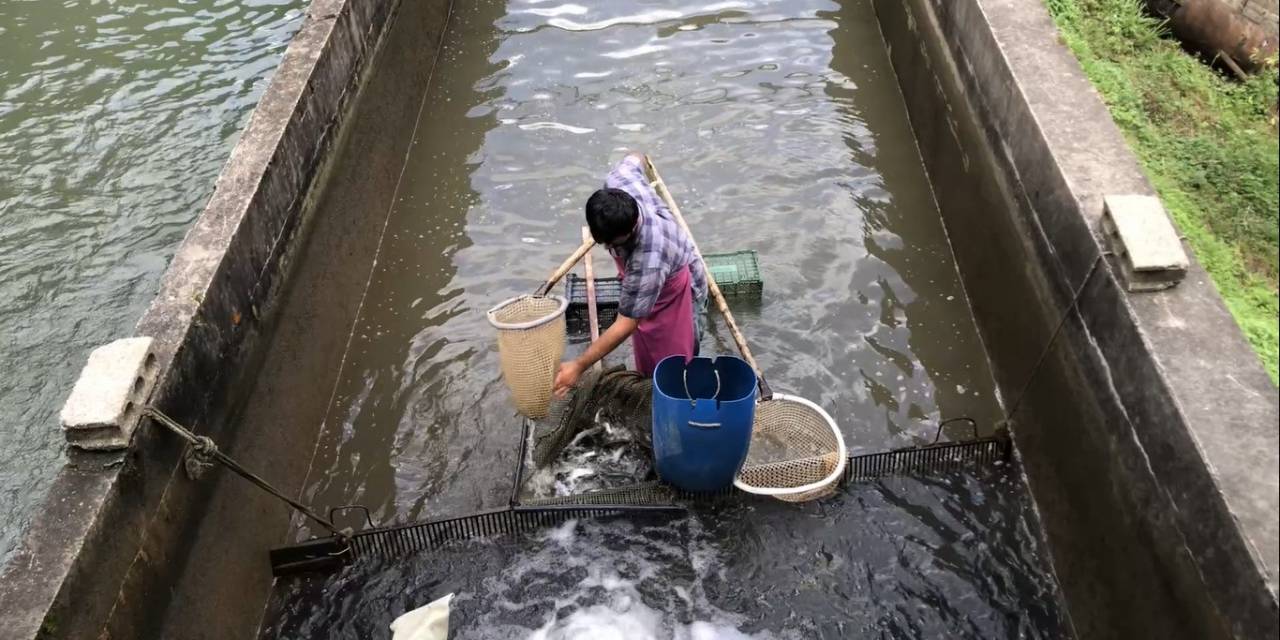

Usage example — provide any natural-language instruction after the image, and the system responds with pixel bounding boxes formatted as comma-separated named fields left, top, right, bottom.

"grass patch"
left=1044, top=0, right=1279, bottom=382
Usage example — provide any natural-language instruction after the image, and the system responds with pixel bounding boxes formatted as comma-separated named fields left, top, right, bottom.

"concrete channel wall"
left=874, top=0, right=1278, bottom=638
left=0, top=0, right=446, bottom=636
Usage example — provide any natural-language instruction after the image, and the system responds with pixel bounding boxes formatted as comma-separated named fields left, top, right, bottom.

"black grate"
left=347, top=504, right=681, bottom=559
left=270, top=503, right=688, bottom=575
left=844, top=436, right=1010, bottom=482
left=271, top=433, right=1012, bottom=575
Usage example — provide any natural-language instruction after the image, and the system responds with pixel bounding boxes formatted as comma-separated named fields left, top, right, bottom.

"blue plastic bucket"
left=652, top=355, right=757, bottom=492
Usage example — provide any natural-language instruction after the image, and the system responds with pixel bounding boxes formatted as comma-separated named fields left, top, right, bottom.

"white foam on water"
left=525, top=596, right=767, bottom=640
left=457, top=516, right=794, bottom=639
left=543, top=518, right=579, bottom=546
left=471, top=517, right=778, bottom=637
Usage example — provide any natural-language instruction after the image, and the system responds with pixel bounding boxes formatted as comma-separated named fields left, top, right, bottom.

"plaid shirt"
left=604, top=155, right=708, bottom=319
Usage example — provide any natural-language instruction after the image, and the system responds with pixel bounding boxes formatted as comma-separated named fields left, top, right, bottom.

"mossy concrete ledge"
left=875, top=0, right=1277, bottom=637
left=0, top=0, right=407, bottom=636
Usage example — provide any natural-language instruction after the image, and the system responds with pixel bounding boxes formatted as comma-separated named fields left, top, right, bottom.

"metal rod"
left=510, top=417, right=533, bottom=506
left=145, top=407, right=344, bottom=537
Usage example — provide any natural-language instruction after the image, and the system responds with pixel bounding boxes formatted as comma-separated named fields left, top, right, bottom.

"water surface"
left=297, top=0, right=1002, bottom=532
left=0, top=0, right=306, bottom=560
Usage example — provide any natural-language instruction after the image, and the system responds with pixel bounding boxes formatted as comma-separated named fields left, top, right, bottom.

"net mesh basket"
left=487, top=294, right=568, bottom=419
left=734, top=393, right=846, bottom=502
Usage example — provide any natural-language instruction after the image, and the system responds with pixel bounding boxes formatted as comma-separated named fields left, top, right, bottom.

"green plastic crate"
left=704, top=250, right=762, bottom=298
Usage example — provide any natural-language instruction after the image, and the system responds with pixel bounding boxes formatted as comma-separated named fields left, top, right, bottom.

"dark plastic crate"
left=566, top=274, right=620, bottom=335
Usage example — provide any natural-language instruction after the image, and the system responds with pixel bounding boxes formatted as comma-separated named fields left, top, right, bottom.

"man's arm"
left=604, top=152, right=655, bottom=203
left=552, top=314, right=639, bottom=397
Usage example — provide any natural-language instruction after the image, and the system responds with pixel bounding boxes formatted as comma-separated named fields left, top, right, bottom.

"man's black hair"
left=585, top=188, right=639, bottom=245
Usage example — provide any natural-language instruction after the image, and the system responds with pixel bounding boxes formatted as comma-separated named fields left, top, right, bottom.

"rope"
left=144, top=407, right=345, bottom=538
left=1001, top=252, right=1109, bottom=424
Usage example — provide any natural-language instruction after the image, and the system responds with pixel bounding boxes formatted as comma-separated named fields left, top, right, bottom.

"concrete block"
left=60, top=337, right=158, bottom=451
left=1102, top=195, right=1190, bottom=292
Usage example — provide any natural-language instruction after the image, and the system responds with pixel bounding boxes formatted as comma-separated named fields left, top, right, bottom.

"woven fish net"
left=532, top=364, right=652, bottom=468
left=488, top=295, right=568, bottom=419
left=735, top=394, right=846, bottom=502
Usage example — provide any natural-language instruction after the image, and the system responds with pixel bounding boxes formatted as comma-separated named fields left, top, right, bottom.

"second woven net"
left=735, top=395, right=846, bottom=502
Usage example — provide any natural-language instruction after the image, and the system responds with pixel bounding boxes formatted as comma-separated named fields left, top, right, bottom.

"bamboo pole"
left=535, top=237, right=595, bottom=296
left=642, top=156, right=771, bottom=398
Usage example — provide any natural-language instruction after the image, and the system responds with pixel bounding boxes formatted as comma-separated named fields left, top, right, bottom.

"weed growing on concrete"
left=1045, top=0, right=1279, bottom=382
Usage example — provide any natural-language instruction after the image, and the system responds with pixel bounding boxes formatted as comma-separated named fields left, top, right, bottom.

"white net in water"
left=488, top=295, right=568, bottom=419
left=735, top=394, right=846, bottom=503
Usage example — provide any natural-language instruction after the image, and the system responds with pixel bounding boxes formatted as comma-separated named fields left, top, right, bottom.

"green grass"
left=1044, top=0, right=1279, bottom=382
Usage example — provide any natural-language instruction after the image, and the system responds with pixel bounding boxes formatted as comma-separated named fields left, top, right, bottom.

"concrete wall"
left=159, top=0, right=454, bottom=634
left=873, top=0, right=1278, bottom=638
left=0, top=0, right=446, bottom=636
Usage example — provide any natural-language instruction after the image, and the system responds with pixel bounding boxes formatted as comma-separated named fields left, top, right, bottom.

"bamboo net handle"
left=582, top=226, right=603, bottom=371
left=643, top=156, right=772, bottom=399
left=535, top=237, right=595, bottom=296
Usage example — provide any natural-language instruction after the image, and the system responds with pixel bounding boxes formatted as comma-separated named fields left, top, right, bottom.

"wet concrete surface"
left=0, top=0, right=423, bottom=635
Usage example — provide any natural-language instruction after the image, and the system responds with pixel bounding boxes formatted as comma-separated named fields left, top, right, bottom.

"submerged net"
left=488, top=295, right=568, bottom=418
left=532, top=363, right=652, bottom=468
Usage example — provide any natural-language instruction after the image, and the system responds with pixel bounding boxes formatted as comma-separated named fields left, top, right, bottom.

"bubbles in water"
left=468, top=518, right=791, bottom=640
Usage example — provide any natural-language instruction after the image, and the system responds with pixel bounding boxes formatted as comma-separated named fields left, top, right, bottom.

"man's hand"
left=552, top=316, right=638, bottom=398
left=553, top=360, right=584, bottom=398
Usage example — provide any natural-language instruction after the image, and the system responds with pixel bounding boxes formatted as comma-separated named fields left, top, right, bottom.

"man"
left=552, top=152, right=708, bottom=397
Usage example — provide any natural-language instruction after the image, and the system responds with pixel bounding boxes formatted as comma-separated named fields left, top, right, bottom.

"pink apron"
left=615, top=257, right=695, bottom=376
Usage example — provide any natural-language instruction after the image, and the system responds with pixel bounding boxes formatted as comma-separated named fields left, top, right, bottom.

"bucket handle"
left=687, top=421, right=722, bottom=429
left=682, top=367, right=721, bottom=405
